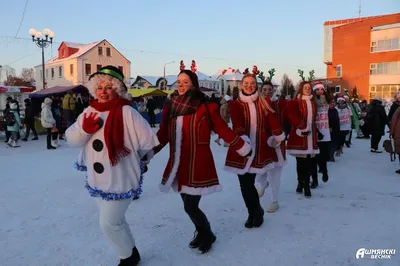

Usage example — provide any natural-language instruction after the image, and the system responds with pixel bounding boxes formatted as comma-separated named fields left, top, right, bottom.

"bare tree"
left=21, top=68, right=35, bottom=85
left=3, top=65, right=16, bottom=78
left=280, top=74, right=295, bottom=99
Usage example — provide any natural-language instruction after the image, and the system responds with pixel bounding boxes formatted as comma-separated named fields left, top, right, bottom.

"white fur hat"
left=312, top=83, right=324, bottom=91
left=337, top=97, right=345, bottom=102
left=10, top=102, right=18, bottom=110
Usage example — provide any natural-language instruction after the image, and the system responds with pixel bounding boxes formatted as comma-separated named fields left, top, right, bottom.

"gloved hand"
left=270, top=139, right=281, bottom=148
left=317, top=130, right=324, bottom=140
left=301, top=131, right=311, bottom=136
left=245, top=150, right=252, bottom=158
left=82, top=113, right=103, bottom=134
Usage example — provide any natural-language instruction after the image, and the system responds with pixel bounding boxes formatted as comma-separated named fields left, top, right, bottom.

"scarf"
left=169, top=88, right=206, bottom=117
left=316, top=95, right=328, bottom=111
left=90, top=98, right=132, bottom=166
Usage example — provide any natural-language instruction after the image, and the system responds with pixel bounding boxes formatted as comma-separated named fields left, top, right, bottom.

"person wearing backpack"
left=6, top=102, right=22, bottom=148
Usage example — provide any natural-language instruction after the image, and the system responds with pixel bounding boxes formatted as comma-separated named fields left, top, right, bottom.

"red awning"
left=0, top=86, right=35, bottom=93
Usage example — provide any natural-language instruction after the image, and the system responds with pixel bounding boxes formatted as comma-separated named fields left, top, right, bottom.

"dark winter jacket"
left=366, top=99, right=389, bottom=136
left=24, top=103, right=34, bottom=120
left=146, top=98, right=156, bottom=113
left=388, top=101, right=400, bottom=125
left=328, top=107, right=340, bottom=139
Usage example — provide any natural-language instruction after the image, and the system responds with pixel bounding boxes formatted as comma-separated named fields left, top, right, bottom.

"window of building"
left=106, top=47, right=111, bottom=57
left=70, top=64, right=74, bottom=75
left=336, top=65, right=342, bottom=77
left=118, top=66, right=123, bottom=74
left=97, top=64, right=102, bottom=71
left=59, top=66, right=63, bottom=77
left=369, top=85, right=400, bottom=100
left=370, top=61, right=400, bottom=75
left=98, top=47, right=103, bottom=56
left=85, top=64, right=91, bottom=75
left=40, top=70, right=43, bottom=80
left=46, top=69, right=48, bottom=78
left=335, top=85, right=341, bottom=93
left=51, top=68, right=54, bottom=78
left=371, top=38, right=400, bottom=52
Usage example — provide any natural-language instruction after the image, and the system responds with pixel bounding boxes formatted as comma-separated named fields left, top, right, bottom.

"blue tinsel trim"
left=83, top=161, right=146, bottom=201
left=74, top=162, right=87, bottom=172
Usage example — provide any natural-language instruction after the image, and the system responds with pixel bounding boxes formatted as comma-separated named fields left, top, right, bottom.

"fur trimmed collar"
left=240, top=90, right=259, bottom=103
left=297, top=94, right=313, bottom=101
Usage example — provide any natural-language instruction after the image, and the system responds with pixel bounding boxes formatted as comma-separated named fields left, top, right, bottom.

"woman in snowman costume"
left=66, top=65, right=159, bottom=266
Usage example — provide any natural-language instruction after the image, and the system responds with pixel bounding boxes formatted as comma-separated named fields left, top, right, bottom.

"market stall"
left=29, top=85, right=88, bottom=99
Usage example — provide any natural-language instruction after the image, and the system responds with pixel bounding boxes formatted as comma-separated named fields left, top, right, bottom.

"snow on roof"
left=130, top=78, right=136, bottom=85
left=165, top=75, right=177, bottom=85
left=44, top=40, right=103, bottom=65
left=216, top=68, right=238, bottom=76
left=138, top=76, right=160, bottom=86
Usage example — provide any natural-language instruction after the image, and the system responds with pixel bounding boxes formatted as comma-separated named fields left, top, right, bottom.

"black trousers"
left=296, top=156, right=314, bottom=186
left=338, top=130, right=349, bottom=148
left=148, top=111, right=156, bottom=126
left=24, top=119, right=38, bottom=138
left=46, top=128, right=58, bottom=147
left=316, top=142, right=329, bottom=174
left=180, top=193, right=209, bottom=230
left=371, top=134, right=382, bottom=150
left=237, top=173, right=261, bottom=215
left=345, top=129, right=353, bottom=145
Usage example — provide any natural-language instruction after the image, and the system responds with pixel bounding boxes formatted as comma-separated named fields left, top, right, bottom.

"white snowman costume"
left=65, top=67, right=159, bottom=261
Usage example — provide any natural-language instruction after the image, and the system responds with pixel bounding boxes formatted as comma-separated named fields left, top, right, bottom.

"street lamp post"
left=163, top=61, right=175, bottom=90
left=29, top=28, right=55, bottom=90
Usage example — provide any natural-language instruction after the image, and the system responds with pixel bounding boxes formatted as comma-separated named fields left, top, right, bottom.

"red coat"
left=154, top=101, right=251, bottom=195
left=271, top=97, right=288, bottom=165
left=225, top=92, right=285, bottom=175
left=286, top=95, right=319, bottom=155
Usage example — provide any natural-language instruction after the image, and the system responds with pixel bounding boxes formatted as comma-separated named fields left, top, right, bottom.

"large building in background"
left=34, top=39, right=131, bottom=91
left=323, top=13, right=400, bottom=101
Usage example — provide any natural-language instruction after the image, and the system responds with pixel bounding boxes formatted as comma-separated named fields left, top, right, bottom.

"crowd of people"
left=1, top=64, right=394, bottom=266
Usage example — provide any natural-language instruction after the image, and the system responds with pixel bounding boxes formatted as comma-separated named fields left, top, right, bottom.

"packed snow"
left=1, top=133, right=399, bottom=266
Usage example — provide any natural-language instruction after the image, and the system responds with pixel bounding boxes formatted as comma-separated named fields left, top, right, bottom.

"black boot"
left=303, top=179, right=312, bottom=198
left=252, top=207, right=264, bottom=228
left=322, top=172, right=329, bottom=182
left=118, top=247, right=140, bottom=266
left=296, top=181, right=302, bottom=194
left=189, top=229, right=202, bottom=249
left=198, top=226, right=216, bottom=254
left=245, top=213, right=254, bottom=228
left=310, top=177, right=318, bottom=189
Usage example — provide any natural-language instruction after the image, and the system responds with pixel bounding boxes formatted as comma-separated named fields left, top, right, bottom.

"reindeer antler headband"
left=179, top=60, right=198, bottom=73
left=298, top=69, right=315, bottom=82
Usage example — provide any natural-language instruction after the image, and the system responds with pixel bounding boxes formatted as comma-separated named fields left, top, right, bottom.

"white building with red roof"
left=34, top=39, right=131, bottom=90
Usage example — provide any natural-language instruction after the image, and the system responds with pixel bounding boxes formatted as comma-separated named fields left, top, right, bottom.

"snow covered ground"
left=1, top=134, right=399, bottom=266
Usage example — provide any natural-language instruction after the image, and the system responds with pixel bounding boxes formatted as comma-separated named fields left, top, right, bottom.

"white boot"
left=267, top=202, right=279, bottom=213
left=7, top=138, right=13, bottom=147
left=257, top=181, right=269, bottom=197
left=11, top=140, right=20, bottom=148
left=51, top=140, right=60, bottom=147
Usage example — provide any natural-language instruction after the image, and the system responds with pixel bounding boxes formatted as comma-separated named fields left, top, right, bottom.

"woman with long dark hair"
left=312, top=82, right=331, bottom=187
left=286, top=80, right=319, bottom=198
left=148, top=63, right=251, bottom=253
left=225, top=68, right=284, bottom=227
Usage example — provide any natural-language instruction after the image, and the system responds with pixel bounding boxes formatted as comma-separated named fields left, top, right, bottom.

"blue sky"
left=0, top=0, right=398, bottom=84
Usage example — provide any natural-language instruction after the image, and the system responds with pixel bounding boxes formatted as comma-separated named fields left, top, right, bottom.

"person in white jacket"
left=65, top=66, right=159, bottom=266
left=41, top=97, right=57, bottom=149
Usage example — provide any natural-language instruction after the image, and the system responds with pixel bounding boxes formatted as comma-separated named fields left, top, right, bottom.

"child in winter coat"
left=6, top=102, right=22, bottom=148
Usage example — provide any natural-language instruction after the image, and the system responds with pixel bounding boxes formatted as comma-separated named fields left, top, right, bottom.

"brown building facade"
left=323, top=13, right=400, bottom=101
